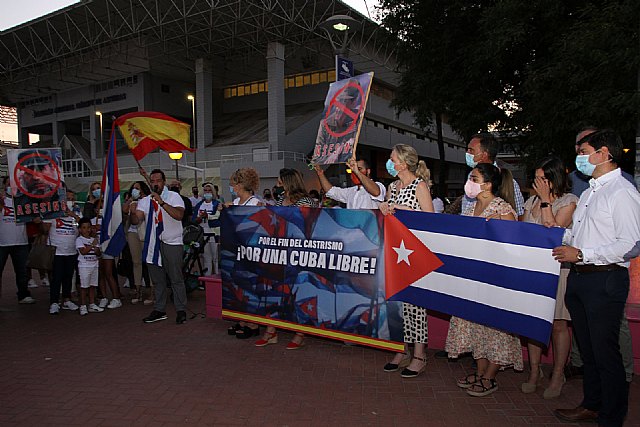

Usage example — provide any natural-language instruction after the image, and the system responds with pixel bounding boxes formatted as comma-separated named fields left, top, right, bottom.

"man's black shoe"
left=143, top=310, right=167, bottom=323
left=176, top=310, right=187, bottom=324
left=564, top=364, right=584, bottom=379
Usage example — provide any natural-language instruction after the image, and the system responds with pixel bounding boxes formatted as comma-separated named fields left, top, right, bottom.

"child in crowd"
left=76, top=217, right=103, bottom=316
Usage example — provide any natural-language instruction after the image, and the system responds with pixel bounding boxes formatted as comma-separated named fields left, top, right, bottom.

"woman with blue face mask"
left=192, top=183, right=221, bottom=277
left=82, top=181, right=102, bottom=220
left=124, top=181, right=153, bottom=305
left=379, top=144, right=435, bottom=379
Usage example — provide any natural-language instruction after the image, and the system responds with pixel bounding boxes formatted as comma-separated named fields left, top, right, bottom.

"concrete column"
left=195, top=58, right=213, bottom=165
left=90, top=114, right=98, bottom=160
left=52, top=120, right=65, bottom=146
left=266, top=42, right=285, bottom=153
left=17, top=108, right=29, bottom=148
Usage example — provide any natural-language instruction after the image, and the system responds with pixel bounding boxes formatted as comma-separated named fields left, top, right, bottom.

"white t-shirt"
left=189, top=196, right=202, bottom=206
left=195, top=200, right=220, bottom=233
left=325, top=182, right=386, bottom=209
left=0, top=197, right=28, bottom=246
left=137, top=191, right=185, bottom=245
left=233, top=195, right=261, bottom=206
left=47, top=216, right=78, bottom=255
left=76, top=235, right=99, bottom=268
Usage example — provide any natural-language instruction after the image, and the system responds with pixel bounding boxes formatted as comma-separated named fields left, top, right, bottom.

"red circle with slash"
left=13, top=153, right=62, bottom=199
left=323, top=81, right=364, bottom=138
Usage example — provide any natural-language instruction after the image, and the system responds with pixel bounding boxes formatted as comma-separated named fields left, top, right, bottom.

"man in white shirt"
left=131, top=169, right=187, bottom=324
left=314, top=158, right=385, bottom=209
left=552, top=129, right=640, bottom=425
left=189, top=186, right=202, bottom=206
left=0, top=176, right=34, bottom=304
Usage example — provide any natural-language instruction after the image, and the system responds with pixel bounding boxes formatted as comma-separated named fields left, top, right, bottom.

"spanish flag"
left=114, top=112, right=193, bottom=161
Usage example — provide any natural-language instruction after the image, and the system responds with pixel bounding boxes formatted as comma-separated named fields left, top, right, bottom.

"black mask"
left=169, top=186, right=180, bottom=193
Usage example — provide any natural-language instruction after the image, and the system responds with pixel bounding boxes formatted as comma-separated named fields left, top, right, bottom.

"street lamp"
left=169, top=152, right=183, bottom=180
left=187, top=94, right=197, bottom=182
left=320, top=15, right=362, bottom=56
left=95, top=111, right=103, bottom=168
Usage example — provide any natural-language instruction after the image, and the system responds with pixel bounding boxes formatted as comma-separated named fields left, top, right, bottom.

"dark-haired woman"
left=255, top=168, right=317, bottom=349
left=123, top=181, right=153, bottom=304
left=446, top=163, right=522, bottom=397
left=520, top=157, right=577, bottom=398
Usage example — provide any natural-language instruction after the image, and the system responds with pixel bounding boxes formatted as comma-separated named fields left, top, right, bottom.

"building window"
left=223, top=69, right=336, bottom=99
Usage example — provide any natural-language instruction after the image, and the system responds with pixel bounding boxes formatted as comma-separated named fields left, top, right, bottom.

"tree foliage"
left=378, top=0, right=640, bottom=174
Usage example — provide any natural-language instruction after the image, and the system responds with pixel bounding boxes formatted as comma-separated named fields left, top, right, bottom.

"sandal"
left=400, top=355, right=427, bottom=378
left=456, top=372, right=481, bottom=389
left=383, top=352, right=411, bottom=372
left=466, top=377, right=498, bottom=397
left=227, top=322, right=242, bottom=335
left=235, top=325, right=260, bottom=339
left=255, top=331, right=278, bottom=347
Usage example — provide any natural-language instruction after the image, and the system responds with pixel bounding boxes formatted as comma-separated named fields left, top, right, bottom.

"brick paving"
left=0, top=265, right=638, bottom=427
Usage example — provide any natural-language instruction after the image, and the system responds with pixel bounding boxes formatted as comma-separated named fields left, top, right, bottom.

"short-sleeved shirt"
left=0, top=197, right=28, bottom=246
left=194, top=200, right=220, bottom=234
left=76, top=235, right=99, bottom=268
left=462, top=170, right=525, bottom=216
left=522, top=193, right=579, bottom=226
left=137, top=191, right=185, bottom=245
left=233, top=195, right=261, bottom=206
left=325, top=182, right=386, bottom=209
left=47, top=216, right=78, bottom=256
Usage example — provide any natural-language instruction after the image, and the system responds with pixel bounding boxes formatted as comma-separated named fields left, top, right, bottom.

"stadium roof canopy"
left=0, top=0, right=397, bottom=104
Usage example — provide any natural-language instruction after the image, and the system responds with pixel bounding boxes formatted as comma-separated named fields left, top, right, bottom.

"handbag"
left=26, top=235, right=56, bottom=271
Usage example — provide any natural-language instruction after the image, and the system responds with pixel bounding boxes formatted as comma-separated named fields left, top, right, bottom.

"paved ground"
left=0, top=265, right=638, bottom=427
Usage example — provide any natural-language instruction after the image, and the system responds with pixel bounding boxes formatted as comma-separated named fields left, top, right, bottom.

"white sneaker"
left=19, top=296, right=36, bottom=304
left=49, top=303, right=60, bottom=314
left=79, top=305, right=88, bottom=316
left=98, top=298, right=108, bottom=308
left=62, top=300, right=79, bottom=311
left=28, top=279, right=39, bottom=288
left=107, top=298, right=122, bottom=309
left=123, top=279, right=130, bottom=288
left=41, top=277, right=50, bottom=287
left=88, top=304, right=104, bottom=313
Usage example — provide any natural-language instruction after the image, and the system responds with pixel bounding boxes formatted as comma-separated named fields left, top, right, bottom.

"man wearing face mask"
left=192, top=182, right=221, bottom=275
left=131, top=169, right=187, bottom=324
left=313, top=157, right=385, bottom=209
left=552, top=129, right=640, bottom=425
left=565, top=126, right=637, bottom=385
left=189, top=186, right=202, bottom=206
left=462, top=133, right=524, bottom=217
left=169, top=180, right=193, bottom=227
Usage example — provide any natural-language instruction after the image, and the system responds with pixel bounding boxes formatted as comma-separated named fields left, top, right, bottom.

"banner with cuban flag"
left=99, top=129, right=126, bottom=257
left=385, top=211, right=565, bottom=345
left=114, top=112, right=193, bottom=161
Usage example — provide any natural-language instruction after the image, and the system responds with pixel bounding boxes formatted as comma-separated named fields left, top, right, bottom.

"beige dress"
left=444, top=197, right=523, bottom=370
left=522, top=193, right=578, bottom=320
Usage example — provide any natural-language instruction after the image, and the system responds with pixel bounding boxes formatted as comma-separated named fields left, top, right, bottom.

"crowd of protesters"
left=2, top=126, right=638, bottom=426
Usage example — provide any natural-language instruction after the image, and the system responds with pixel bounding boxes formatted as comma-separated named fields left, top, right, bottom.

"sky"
left=0, top=0, right=380, bottom=142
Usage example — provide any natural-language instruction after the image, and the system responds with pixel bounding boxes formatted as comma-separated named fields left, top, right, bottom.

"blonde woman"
left=379, top=144, right=434, bottom=378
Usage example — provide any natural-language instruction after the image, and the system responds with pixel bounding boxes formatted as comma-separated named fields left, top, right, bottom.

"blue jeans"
left=0, top=244, right=30, bottom=300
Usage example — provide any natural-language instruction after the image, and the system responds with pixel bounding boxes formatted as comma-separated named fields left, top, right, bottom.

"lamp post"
left=169, top=152, right=183, bottom=180
left=187, top=94, right=197, bottom=183
left=95, top=111, right=103, bottom=169
left=320, top=15, right=361, bottom=81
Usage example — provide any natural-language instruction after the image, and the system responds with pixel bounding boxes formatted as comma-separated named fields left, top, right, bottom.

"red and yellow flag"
left=114, top=112, right=193, bottom=161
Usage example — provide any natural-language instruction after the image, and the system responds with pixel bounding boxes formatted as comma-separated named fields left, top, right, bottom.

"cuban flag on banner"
left=385, top=211, right=564, bottom=344
left=99, top=129, right=126, bottom=257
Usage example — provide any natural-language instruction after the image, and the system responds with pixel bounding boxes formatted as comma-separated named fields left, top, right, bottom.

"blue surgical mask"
left=92, top=189, right=101, bottom=198
left=229, top=185, right=237, bottom=197
left=575, top=152, right=597, bottom=177
left=465, top=152, right=478, bottom=168
left=385, top=159, right=398, bottom=177
left=203, top=193, right=213, bottom=201
left=131, top=188, right=141, bottom=200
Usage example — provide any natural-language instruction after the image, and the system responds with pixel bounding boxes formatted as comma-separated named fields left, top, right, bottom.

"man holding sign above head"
left=314, top=157, right=385, bottom=209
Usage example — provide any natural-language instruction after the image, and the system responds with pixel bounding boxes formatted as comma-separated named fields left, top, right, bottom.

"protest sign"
left=311, top=72, right=373, bottom=165
left=7, top=148, right=66, bottom=223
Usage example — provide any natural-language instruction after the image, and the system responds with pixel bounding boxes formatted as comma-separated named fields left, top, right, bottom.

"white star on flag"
left=393, top=240, right=414, bottom=265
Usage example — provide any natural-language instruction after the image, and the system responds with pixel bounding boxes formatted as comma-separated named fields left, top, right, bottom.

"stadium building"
left=0, top=0, right=468, bottom=197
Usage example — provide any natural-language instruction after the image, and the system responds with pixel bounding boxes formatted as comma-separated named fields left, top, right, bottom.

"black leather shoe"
left=227, top=323, right=241, bottom=335
left=143, top=310, right=167, bottom=323
left=554, top=406, right=598, bottom=422
left=176, top=310, right=187, bottom=324
left=235, top=326, right=260, bottom=339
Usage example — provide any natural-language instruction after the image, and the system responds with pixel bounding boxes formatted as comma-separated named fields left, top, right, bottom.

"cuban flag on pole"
left=100, top=128, right=127, bottom=257
left=385, top=211, right=564, bottom=345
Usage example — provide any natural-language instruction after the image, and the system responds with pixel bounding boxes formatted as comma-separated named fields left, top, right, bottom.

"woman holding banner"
left=520, top=157, right=577, bottom=398
left=255, top=168, right=317, bottom=349
left=446, top=163, right=522, bottom=397
left=379, top=144, right=434, bottom=378
left=123, top=181, right=153, bottom=305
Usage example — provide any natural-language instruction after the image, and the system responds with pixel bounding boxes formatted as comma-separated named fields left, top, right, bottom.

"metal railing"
left=220, top=151, right=307, bottom=164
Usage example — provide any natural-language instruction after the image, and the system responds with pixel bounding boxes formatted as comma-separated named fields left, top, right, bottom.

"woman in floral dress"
left=445, top=163, right=522, bottom=397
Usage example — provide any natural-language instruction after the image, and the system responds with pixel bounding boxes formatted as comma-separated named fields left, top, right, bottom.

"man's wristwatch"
left=576, top=249, right=584, bottom=262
